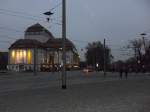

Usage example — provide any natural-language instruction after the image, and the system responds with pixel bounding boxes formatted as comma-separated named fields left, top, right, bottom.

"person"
left=119, top=67, right=123, bottom=79
left=125, top=67, right=128, bottom=79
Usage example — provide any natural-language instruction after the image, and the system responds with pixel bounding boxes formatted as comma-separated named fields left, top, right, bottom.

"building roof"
left=45, top=38, right=75, bottom=50
left=9, top=38, right=76, bottom=51
left=25, top=23, right=54, bottom=38
left=9, top=23, right=77, bottom=51
left=9, top=39, right=44, bottom=49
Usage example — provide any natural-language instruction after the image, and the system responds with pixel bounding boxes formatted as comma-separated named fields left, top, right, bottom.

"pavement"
left=0, top=71, right=150, bottom=112
left=0, top=71, right=150, bottom=92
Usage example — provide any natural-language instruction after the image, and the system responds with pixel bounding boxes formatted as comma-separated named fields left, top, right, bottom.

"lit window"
left=11, top=50, right=15, bottom=58
left=20, top=50, right=23, bottom=58
left=27, top=49, right=31, bottom=64
left=16, top=50, right=20, bottom=63
left=23, top=50, right=26, bottom=57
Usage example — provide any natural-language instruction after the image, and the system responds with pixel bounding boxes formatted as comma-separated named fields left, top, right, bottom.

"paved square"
left=0, top=71, right=150, bottom=112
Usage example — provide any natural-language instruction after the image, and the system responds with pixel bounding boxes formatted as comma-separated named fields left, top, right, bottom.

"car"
left=83, top=66, right=94, bottom=73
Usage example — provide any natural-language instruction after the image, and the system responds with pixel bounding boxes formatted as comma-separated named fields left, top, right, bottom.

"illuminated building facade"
left=8, top=23, right=79, bottom=71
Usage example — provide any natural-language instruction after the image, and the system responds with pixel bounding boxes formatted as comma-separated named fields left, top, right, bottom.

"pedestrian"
left=125, top=67, right=128, bottom=79
left=119, top=67, right=123, bottom=79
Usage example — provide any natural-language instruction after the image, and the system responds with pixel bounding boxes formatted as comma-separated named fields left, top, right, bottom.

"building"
left=0, top=52, right=8, bottom=70
left=8, top=23, right=80, bottom=71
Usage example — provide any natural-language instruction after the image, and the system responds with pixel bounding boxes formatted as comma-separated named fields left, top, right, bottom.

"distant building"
left=0, top=52, right=8, bottom=70
left=8, top=23, right=80, bottom=71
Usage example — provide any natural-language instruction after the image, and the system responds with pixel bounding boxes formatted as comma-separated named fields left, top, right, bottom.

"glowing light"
left=23, top=50, right=26, bottom=57
left=11, top=49, right=29, bottom=64
left=96, top=63, right=99, bottom=67
left=74, top=65, right=79, bottom=68
left=27, top=49, right=31, bottom=64
left=11, top=50, right=15, bottom=58
left=20, top=50, right=23, bottom=58
left=16, top=51, right=20, bottom=62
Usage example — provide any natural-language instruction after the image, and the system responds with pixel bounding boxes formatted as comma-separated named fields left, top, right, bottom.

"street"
left=0, top=71, right=150, bottom=112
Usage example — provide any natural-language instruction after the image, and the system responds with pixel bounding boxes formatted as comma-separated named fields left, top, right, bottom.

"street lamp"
left=43, top=11, right=53, bottom=22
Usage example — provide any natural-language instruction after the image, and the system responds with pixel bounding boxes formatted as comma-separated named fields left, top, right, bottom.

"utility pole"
left=141, top=33, right=147, bottom=54
left=143, top=37, right=146, bottom=53
left=104, top=38, right=106, bottom=77
left=62, top=0, right=67, bottom=89
left=44, top=0, right=67, bottom=89
left=140, top=33, right=146, bottom=72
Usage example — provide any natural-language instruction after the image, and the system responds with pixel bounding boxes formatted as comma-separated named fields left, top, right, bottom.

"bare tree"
left=128, top=39, right=143, bottom=61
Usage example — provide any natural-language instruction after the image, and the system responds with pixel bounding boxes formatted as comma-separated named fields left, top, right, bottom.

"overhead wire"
left=0, top=8, right=44, bottom=19
left=0, top=10, right=44, bottom=22
left=0, top=35, right=22, bottom=40
left=0, top=26, right=23, bottom=33
left=0, top=1, right=63, bottom=28
left=50, top=2, right=62, bottom=11
left=0, top=40, right=12, bottom=43
left=0, top=6, right=62, bottom=25
left=0, top=1, right=63, bottom=50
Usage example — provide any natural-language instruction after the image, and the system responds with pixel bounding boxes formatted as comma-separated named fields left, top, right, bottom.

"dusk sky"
left=0, top=0, right=150, bottom=61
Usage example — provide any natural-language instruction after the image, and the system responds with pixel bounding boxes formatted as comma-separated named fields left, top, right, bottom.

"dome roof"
left=25, top=23, right=54, bottom=38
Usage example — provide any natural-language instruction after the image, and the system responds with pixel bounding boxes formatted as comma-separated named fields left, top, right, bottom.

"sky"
left=0, top=0, right=150, bottom=61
